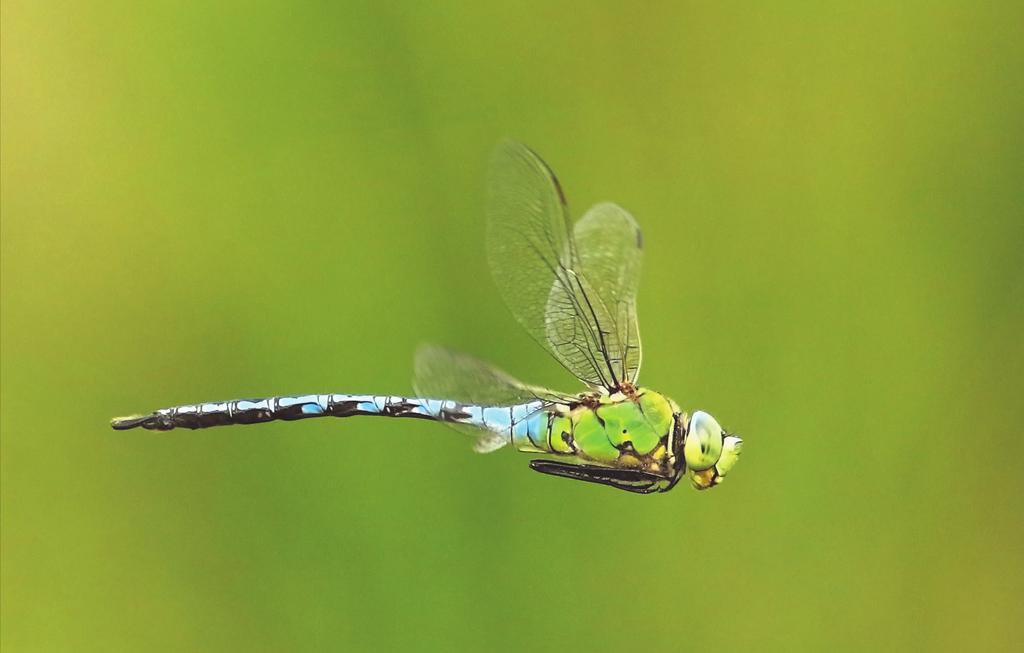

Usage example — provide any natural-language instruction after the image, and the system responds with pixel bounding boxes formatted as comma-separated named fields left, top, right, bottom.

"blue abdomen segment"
left=510, top=403, right=550, bottom=452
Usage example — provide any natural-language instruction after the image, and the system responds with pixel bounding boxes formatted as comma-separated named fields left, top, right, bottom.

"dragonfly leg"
left=528, top=460, right=668, bottom=494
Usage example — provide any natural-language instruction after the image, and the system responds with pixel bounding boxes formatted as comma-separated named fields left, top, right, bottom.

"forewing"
left=487, top=141, right=643, bottom=389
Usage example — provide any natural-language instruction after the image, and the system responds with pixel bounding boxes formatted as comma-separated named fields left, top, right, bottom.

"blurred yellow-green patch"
left=2, top=2, right=1022, bottom=651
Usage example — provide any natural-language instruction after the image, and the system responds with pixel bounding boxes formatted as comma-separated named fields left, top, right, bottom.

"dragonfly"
left=112, top=141, right=742, bottom=494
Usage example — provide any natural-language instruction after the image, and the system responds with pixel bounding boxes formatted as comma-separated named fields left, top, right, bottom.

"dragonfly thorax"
left=533, top=389, right=680, bottom=477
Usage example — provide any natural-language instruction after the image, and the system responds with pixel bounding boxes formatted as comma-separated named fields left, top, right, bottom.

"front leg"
left=529, top=460, right=669, bottom=494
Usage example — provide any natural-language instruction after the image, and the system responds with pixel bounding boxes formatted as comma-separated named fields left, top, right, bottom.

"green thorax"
left=523, top=388, right=681, bottom=476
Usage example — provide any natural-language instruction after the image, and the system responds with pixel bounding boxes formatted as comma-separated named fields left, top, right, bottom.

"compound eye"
left=684, top=411, right=724, bottom=471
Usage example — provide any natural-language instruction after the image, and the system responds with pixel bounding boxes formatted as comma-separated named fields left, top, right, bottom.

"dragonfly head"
left=681, top=411, right=742, bottom=490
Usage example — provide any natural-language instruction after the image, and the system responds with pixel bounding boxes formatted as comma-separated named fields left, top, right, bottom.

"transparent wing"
left=486, top=141, right=643, bottom=390
left=561, top=202, right=643, bottom=384
left=413, top=345, right=571, bottom=453
left=412, top=344, right=573, bottom=406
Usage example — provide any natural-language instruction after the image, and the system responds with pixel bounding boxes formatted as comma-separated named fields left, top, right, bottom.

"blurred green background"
left=3, top=2, right=1022, bottom=651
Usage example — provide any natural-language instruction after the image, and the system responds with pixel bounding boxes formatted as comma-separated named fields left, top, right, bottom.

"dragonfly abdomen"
left=113, top=394, right=376, bottom=430
left=110, top=392, right=549, bottom=443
